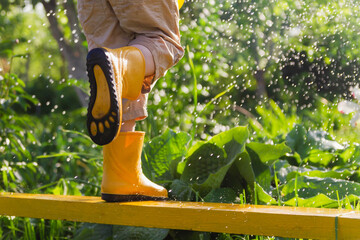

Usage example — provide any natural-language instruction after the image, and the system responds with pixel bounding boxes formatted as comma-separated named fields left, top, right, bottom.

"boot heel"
left=101, top=193, right=167, bottom=202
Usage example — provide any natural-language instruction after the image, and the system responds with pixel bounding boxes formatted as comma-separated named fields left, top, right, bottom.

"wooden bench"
left=0, top=192, right=359, bottom=239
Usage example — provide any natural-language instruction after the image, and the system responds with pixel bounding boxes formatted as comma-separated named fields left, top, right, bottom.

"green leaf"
left=204, top=188, right=237, bottom=203
left=209, top=126, right=248, bottom=150
left=36, top=152, right=81, bottom=159
left=186, top=141, right=206, bottom=159
left=244, top=142, right=290, bottom=193
left=8, top=133, right=31, bottom=160
left=234, top=151, right=255, bottom=189
left=340, top=145, right=358, bottom=163
left=274, top=160, right=309, bottom=183
left=274, top=160, right=354, bottom=183
left=172, top=231, right=211, bottom=240
left=168, top=179, right=193, bottom=201
left=255, top=182, right=277, bottom=205
left=269, top=99, right=287, bottom=123
left=181, top=126, right=248, bottom=196
left=283, top=193, right=360, bottom=208
left=300, top=169, right=354, bottom=180
left=181, top=143, right=226, bottom=185
left=285, top=124, right=309, bottom=159
left=245, top=147, right=272, bottom=192
left=142, top=129, right=191, bottom=181
left=307, top=130, right=344, bottom=151
left=113, top=226, right=169, bottom=240
left=281, top=176, right=360, bottom=202
left=286, top=125, right=344, bottom=160
left=305, top=149, right=335, bottom=167
left=186, top=125, right=248, bottom=159
left=246, top=142, right=291, bottom=166
left=340, top=145, right=360, bottom=167
left=73, top=223, right=112, bottom=240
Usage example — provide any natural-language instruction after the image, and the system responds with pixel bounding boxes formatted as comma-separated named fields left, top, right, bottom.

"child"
left=77, top=0, right=184, bottom=202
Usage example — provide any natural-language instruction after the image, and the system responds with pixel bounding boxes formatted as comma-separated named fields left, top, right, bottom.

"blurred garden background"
left=1, top=0, right=360, bottom=239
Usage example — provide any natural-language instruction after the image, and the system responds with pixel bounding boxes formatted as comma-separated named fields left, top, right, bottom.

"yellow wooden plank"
left=337, top=212, right=360, bottom=239
left=0, top=192, right=359, bottom=239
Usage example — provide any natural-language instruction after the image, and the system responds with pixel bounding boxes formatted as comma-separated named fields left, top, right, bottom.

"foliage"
left=1, top=71, right=360, bottom=239
left=0, top=72, right=38, bottom=190
left=0, top=8, right=66, bottom=81
left=2, top=0, right=360, bottom=239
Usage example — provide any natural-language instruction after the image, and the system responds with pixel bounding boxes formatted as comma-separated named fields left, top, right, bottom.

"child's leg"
left=86, top=46, right=145, bottom=144
left=121, top=120, right=136, bottom=132
left=77, top=0, right=183, bottom=201
left=131, top=44, right=155, bottom=77
left=120, top=45, right=156, bottom=132
left=77, top=0, right=131, bottom=51
left=78, top=0, right=141, bottom=140
left=78, top=0, right=184, bottom=131
left=109, top=0, right=185, bottom=84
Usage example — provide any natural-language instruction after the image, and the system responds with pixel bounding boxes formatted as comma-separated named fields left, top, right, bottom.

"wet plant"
left=2, top=0, right=360, bottom=239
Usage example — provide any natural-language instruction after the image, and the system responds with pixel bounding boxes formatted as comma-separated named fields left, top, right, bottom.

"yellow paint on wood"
left=0, top=192, right=360, bottom=239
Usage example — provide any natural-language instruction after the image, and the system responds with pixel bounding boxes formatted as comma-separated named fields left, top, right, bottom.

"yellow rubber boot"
left=86, top=46, right=145, bottom=146
left=101, top=131, right=168, bottom=202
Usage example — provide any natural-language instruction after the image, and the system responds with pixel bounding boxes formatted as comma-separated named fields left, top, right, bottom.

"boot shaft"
left=101, top=131, right=168, bottom=199
left=102, top=131, right=145, bottom=184
left=103, top=46, right=145, bottom=100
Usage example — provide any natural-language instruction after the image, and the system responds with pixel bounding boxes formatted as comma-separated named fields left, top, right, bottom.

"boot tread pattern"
left=86, top=48, right=120, bottom=146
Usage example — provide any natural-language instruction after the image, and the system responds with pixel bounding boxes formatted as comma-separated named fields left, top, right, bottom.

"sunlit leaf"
left=181, top=126, right=248, bottom=196
left=281, top=176, right=360, bottom=205
left=142, top=129, right=191, bottom=181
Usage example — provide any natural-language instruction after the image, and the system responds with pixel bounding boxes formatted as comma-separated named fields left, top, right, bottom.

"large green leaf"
left=245, top=142, right=291, bottom=192
left=281, top=176, right=360, bottom=202
left=171, top=231, right=211, bottom=240
left=286, top=124, right=344, bottom=160
left=181, top=143, right=226, bottom=185
left=208, top=126, right=249, bottom=152
left=305, top=149, right=335, bottom=167
left=339, top=145, right=360, bottom=168
left=274, top=160, right=306, bottom=183
left=185, top=125, right=249, bottom=159
left=113, top=226, right=169, bottom=240
left=307, top=130, right=344, bottom=151
left=73, top=223, right=112, bottom=240
left=234, top=151, right=255, bottom=189
left=142, top=129, right=191, bottom=181
left=299, top=169, right=354, bottom=180
left=285, top=124, right=308, bottom=159
left=168, top=179, right=193, bottom=201
left=246, top=142, right=291, bottom=166
left=181, top=126, right=248, bottom=196
left=204, top=188, right=237, bottom=203
left=274, top=160, right=354, bottom=183
left=284, top=193, right=360, bottom=209
left=255, top=182, right=277, bottom=205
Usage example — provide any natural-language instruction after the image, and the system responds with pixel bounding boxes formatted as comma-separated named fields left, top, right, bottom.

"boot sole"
left=86, top=48, right=120, bottom=146
left=101, top=193, right=168, bottom=202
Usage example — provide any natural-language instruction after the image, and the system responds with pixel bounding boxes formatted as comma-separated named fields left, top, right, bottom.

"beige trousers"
left=77, top=0, right=184, bottom=121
